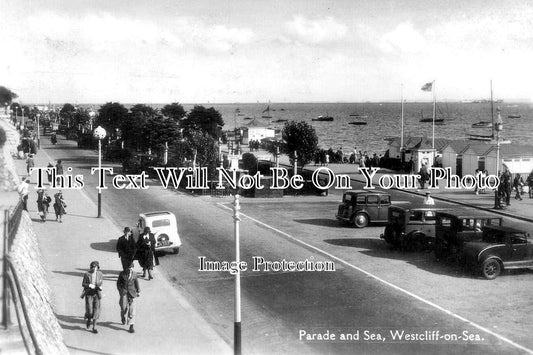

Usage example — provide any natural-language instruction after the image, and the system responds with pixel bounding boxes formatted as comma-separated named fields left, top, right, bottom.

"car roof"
left=436, top=209, right=502, bottom=219
left=483, top=225, right=528, bottom=234
left=140, top=211, right=174, bottom=218
left=344, top=190, right=389, bottom=195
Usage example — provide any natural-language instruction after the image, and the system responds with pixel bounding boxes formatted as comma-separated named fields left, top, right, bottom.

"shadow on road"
left=293, top=218, right=343, bottom=228
left=90, top=240, right=117, bottom=253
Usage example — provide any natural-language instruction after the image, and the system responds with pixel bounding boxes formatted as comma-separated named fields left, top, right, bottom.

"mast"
left=400, top=84, right=404, bottom=150
left=490, top=80, right=494, bottom=139
left=432, top=80, right=436, bottom=149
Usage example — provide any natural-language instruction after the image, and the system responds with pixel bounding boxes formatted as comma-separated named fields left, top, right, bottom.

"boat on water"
left=419, top=108, right=446, bottom=123
left=349, top=103, right=368, bottom=119
left=469, top=81, right=497, bottom=140
left=243, top=116, right=254, bottom=120
left=272, top=119, right=288, bottom=123
left=471, top=121, right=492, bottom=128
left=508, top=114, right=521, bottom=118
left=348, top=120, right=367, bottom=125
left=312, top=115, right=334, bottom=121
left=261, top=105, right=272, bottom=119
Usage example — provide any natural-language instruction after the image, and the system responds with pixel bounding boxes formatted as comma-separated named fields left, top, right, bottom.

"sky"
left=1, top=0, right=532, bottom=104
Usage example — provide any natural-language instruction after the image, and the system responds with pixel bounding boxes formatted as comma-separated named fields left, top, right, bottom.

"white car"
left=135, top=211, right=182, bottom=254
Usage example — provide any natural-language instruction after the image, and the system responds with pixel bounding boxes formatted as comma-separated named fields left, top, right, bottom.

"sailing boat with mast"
left=261, top=105, right=272, bottom=119
left=469, top=81, right=495, bottom=141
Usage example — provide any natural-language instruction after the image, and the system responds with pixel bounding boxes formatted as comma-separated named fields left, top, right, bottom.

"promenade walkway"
left=2, top=118, right=232, bottom=355
left=237, top=146, right=533, bottom=222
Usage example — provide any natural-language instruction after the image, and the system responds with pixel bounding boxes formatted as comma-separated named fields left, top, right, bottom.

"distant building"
left=241, top=119, right=275, bottom=144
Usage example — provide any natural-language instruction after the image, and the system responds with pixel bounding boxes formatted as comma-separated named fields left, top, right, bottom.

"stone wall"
left=9, top=212, right=69, bottom=355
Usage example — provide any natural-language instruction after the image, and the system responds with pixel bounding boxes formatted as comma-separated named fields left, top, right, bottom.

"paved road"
left=40, top=135, right=533, bottom=355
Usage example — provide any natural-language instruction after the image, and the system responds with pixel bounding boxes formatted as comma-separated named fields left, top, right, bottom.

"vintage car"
left=381, top=205, right=447, bottom=250
left=336, top=190, right=391, bottom=228
left=434, top=210, right=503, bottom=260
left=134, top=211, right=182, bottom=254
left=460, top=225, right=532, bottom=279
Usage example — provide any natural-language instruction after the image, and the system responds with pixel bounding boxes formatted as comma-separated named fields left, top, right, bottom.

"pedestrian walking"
left=26, top=153, right=35, bottom=175
left=47, top=162, right=54, bottom=185
left=50, top=132, right=57, bottom=145
left=17, top=178, right=30, bottom=211
left=527, top=170, right=533, bottom=199
left=116, top=262, right=140, bottom=333
left=53, top=191, right=67, bottom=222
left=81, top=261, right=103, bottom=334
left=117, top=227, right=136, bottom=271
left=137, top=227, right=157, bottom=280
left=513, top=173, right=524, bottom=200
left=36, top=188, right=51, bottom=222
left=55, top=159, right=64, bottom=185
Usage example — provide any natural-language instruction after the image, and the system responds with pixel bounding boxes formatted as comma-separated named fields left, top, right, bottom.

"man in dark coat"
left=82, top=261, right=103, bottom=333
left=137, top=227, right=157, bottom=280
left=116, top=227, right=136, bottom=271
left=116, top=262, right=140, bottom=333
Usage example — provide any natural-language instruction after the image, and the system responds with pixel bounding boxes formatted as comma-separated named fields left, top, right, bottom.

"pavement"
left=1, top=118, right=232, bottom=355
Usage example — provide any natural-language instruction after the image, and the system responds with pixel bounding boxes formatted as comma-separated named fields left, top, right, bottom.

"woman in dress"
left=53, top=191, right=67, bottom=222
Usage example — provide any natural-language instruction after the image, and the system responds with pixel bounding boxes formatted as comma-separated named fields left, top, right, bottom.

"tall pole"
left=233, top=195, right=241, bottom=355
left=97, top=139, right=102, bottom=218
left=400, top=84, right=404, bottom=150
left=432, top=80, right=436, bottom=150
left=36, top=114, right=41, bottom=149
left=493, top=112, right=503, bottom=209
left=490, top=80, right=494, bottom=139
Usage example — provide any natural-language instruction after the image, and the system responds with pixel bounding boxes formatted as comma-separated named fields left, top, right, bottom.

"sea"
left=177, top=102, right=533, bottom=155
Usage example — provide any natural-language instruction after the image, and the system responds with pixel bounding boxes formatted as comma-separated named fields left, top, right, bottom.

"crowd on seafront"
left=313, top=146, right=386, bottom=168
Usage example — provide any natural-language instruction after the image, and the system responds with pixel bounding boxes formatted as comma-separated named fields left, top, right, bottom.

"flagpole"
left=400, top=84, right=404, bottom=150
left=432, top=80, right=436, bottom=150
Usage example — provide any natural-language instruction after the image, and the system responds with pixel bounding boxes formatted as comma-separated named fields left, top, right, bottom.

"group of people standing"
left=81, top=226, right=157, bottom=334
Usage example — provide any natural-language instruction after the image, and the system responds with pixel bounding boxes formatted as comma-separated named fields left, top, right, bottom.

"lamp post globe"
left=93, top=125, right=107, bottom=140
left=93, top=126, right=107, bottom=217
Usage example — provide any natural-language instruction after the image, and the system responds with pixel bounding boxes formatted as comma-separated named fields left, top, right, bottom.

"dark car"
left=460, top=225, right=532, bottom=279
left=434, top=210, right=503, bottom=260
left=381, top=205, right=447, bottom=250
left=336, top=190, right=391, bottom=228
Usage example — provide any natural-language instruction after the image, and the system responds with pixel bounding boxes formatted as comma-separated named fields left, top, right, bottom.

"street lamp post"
left=493, top=112, right=503, bottom=209
left=233, top=195, right=242, bottom=355
left=93, top=126, right=107, bottom=217
left=36, top=113, right=41, bottom=149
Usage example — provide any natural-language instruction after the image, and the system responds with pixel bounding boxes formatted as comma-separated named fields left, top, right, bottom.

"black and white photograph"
left=1, top=1, right=533, bottom=354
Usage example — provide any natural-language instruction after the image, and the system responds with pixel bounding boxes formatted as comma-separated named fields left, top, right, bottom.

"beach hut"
left=440, top=141, right=471, bottom=175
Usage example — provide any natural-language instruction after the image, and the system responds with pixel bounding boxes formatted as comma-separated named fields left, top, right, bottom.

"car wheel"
left=353, top=213, right=369, bottom=228
left=481, top=258, right=501, bottom=280
left=172, top=247, right=179, bottom=255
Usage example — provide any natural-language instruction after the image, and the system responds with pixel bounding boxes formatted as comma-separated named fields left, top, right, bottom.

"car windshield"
left=152, top=219, right=171, bottom=228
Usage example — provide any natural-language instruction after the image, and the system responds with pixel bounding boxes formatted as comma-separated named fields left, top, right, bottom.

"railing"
left=2, top=201, right=42, bottom=355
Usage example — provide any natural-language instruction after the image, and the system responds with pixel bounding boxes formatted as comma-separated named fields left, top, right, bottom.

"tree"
left=0, top=86, right=18, bottom=107
left=181, top=105, right=224, bottom=139
left=121, top=104, right=156, bottom=150
left=161, top=102, right=186, bottom=122
left=59, top=103, right=76, bottom=127
left=282, top=121, right=318, bottom=166
left=141, top=115, right=181, bottom=153
left=168, top=130, right=218, bottom=173
left=97, top=102, right=129, bottom=132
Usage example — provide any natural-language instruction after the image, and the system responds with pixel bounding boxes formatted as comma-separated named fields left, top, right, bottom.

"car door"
left=509, top=233, right=531, bottom=263
left=365, top=195, right=379, bottom=222
left=378, top=195, right=391, bottom=221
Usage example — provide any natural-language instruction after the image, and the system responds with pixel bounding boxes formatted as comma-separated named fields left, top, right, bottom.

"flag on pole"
left=421, top=82, right=433, bottom=91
